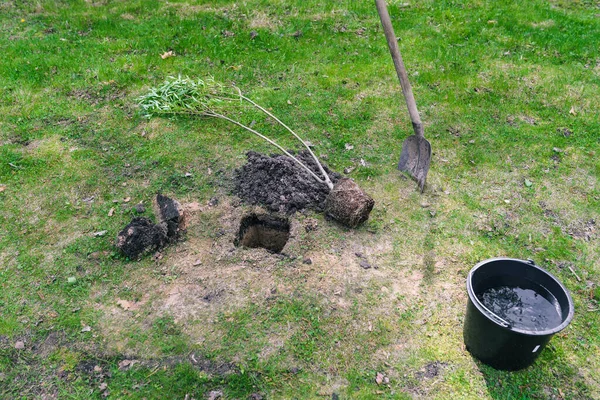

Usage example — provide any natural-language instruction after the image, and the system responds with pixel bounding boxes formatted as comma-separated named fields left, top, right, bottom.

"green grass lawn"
left=1, top=0, right=599, bottom=398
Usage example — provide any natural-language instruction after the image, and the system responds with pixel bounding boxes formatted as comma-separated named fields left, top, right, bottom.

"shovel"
left=375, top=0, right=431, bottom=192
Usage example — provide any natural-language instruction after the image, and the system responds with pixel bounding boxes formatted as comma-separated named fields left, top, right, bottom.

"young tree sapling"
left=138, top=76, right=373, bottom=227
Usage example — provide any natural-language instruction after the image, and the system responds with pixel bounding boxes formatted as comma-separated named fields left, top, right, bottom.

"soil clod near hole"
left=116, top=217, right=167, bottom=259
left=116, top=194, right=185, bottom=259
left=234, top=151, right=341, bottom=214
left=235, top=213, right=290, bottom=253
left=156, top=193, right=185, bottom=240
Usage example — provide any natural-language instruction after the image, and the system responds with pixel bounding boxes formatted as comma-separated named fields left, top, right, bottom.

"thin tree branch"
left=210, top=112, right=329, bottom=186
left=239, top=94, right=333, bottom=190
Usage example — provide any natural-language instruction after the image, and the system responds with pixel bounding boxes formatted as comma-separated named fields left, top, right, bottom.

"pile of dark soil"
left=234, top=151, right=341, bottom=214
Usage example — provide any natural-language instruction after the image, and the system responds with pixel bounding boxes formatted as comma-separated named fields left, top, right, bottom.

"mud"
left=233, top=151, right=341, bottom=214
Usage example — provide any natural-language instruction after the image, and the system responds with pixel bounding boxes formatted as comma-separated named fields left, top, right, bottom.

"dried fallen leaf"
left=524, top=179, right=533, bottom=187
left=99, top=382, right=108, bottom=391
left=81, top=325, right=91, bottom=333
left=93, top=230, right=107, bottom=237
left=117, top=299, right=139, bottom=311
left=345, top=143, right=354, bottom=150
left=222, top=30, right=235, bottom=37
left=118, top=359, right=138, bottom=370
left=0, top=186, right=5, bottom=192
left=375, top=372, right=384, bottom=385
left=123, top=197, right=131, bottom=203
left=569, top=106, right=576, bottom=115
left=208, top=390, right=223, bottom=400
left=88, top=251, right=110, bottom=260
left=15, top=341, right=25, bottom=349
left=193, top=259, right=202, bottom=266
left=94, top=365, right=103, bottom=373
left=161, top=51, right=174, bottom=59
left=108, top=208, right=115, bottom=217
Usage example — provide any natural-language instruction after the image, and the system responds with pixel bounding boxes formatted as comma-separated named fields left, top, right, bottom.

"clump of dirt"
left=116, top=194, right=186, bottom=259
left=116, top=217, right=168, bottom=259
left=233, top=151, right=341, bottom=214
left=156, top=193, right=186, bottom=239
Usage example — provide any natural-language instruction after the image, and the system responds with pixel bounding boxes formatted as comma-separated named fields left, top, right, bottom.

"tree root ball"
left=324, top=178, right=375, bottom=228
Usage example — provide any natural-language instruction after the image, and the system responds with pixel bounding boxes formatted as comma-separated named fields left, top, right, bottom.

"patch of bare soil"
left=539, top=201, right=597, bottom=241
left=233, top=150, right=341, bottom=214
left=415, top=361, right=448, bottom=379
left=94, top=194, right=424, bottom=352
left=566, top=218, right=596, bottom=241
left=67, top=82, right=126, bottom=106
left=3, top=329, right=240, bottom=399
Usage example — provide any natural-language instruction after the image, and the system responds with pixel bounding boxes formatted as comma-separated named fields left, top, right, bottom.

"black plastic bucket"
left=464, top=258, right=574, bottom=370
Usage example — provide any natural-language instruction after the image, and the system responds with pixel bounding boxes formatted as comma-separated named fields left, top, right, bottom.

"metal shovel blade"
left=398, top=135, right=432, bottom=192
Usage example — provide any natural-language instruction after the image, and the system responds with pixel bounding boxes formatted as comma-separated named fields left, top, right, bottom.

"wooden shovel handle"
left=375, top=0, right=424, bottom=138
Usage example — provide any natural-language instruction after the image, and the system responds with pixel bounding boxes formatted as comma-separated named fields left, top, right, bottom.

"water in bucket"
left=477, top=285, right=563, bottom=331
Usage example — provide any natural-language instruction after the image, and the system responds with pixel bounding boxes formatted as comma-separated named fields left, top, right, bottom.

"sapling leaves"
left=138, top=76, right=334, bottom=189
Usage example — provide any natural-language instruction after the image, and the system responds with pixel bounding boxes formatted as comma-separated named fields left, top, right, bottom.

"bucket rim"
left=466, top=257, right=575, bottom=336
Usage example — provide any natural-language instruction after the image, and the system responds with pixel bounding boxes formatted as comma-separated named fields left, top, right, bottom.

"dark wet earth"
left=233, top=150, right=340, bottom=214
